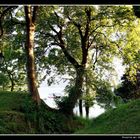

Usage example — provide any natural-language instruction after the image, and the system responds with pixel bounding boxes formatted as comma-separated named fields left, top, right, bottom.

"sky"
left=38, top=57, right=125, bottom=118
left=112, top=57, right=125, bottom=84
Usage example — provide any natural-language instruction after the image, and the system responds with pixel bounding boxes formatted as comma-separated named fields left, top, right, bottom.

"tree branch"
left=89, top=23, right=118, bottom=38
left=48, top=22, right=59, bottom=35
left=50, top=42, right=80, bottom=69
left=67, top=16, right=84, bottom=41
left=46, top=13, right=80, bottom=68
left=39, top=31, right=58, bottom=43
left=84, top=8, right=91, bottom=45
left=54, top=11, right=62, bottom=29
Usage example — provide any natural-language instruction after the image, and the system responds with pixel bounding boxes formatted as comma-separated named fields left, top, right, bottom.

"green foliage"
left=0, top=91, right=33, bottom=134
left=122, top=21, right=140, bottom=66
left=36, top=6, right=135, bottom=84
left=0, top=91, right=89, bottom=134
left=0, top=91, right=27, bottom=111
left=96, top=80, right=123, bottom=109
left=115, top=69, right=140, bottom=101
left=0, top=73, right=9, bottom=89
left=82, top=93, right=95, bottom=107
left=55, top=95, right=70, bottom=110
left=75, top=99, right=140, bottom=134
left=54, top=86, right=75, bottom=114
left=21, top=93, right=88, bottom=134
left=35, top=6, right=138, bottom=112
left=0, top=27, right=27, bottom=91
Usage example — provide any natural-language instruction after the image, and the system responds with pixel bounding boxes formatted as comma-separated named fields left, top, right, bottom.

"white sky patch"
left=113, top=57, right=125, bottom=84
left=74, top=103, right=105, bottom=119
left=38, top=78, right=68, bottom=108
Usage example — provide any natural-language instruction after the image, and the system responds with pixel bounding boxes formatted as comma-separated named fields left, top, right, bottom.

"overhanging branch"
left=67, top=16, right=84, bottom=41
left=50, top=42, right=80, bottom=69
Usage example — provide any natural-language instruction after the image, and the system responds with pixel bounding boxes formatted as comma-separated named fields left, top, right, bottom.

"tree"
left=36, top=6, right=135, bottom=115
left=0, top=6, right=41, bottom=105
left=0, top=6, right=27, bottom=91
left=0, top=40, right=27, bottom=91
left=24, top=6, right=41, bottom=105
left=114, top=6, right=140, bottom=101
left=115, top=68, right=140, bottom=101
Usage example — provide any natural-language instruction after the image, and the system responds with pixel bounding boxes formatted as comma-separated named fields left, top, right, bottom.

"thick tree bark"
left=24, top=6, right=40, bottom=105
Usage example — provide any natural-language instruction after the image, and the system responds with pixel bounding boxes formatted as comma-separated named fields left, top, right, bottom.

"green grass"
left=0, top=91, right=32, bottom=134
left=2, top=90, right=140, bottom=134
left=0, top=91, right=26, bottom=111
left=0, top=91, right=88, bottom=134
left=75, top=99, right=140, bottom=134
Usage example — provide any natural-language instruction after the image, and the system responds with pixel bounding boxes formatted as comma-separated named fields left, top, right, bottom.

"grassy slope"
left=76, top=99, right=140, bottom=134
left=0, top=91, right=88, bottom=134
left=0, top=91, right=30, bottom=134
left=2, top=91, right=140, bottom=134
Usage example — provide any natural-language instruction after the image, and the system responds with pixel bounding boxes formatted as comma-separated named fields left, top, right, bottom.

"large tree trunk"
left=24, top=6, right=40, bottom=105
left=60, top=66, right=85, bottom=115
